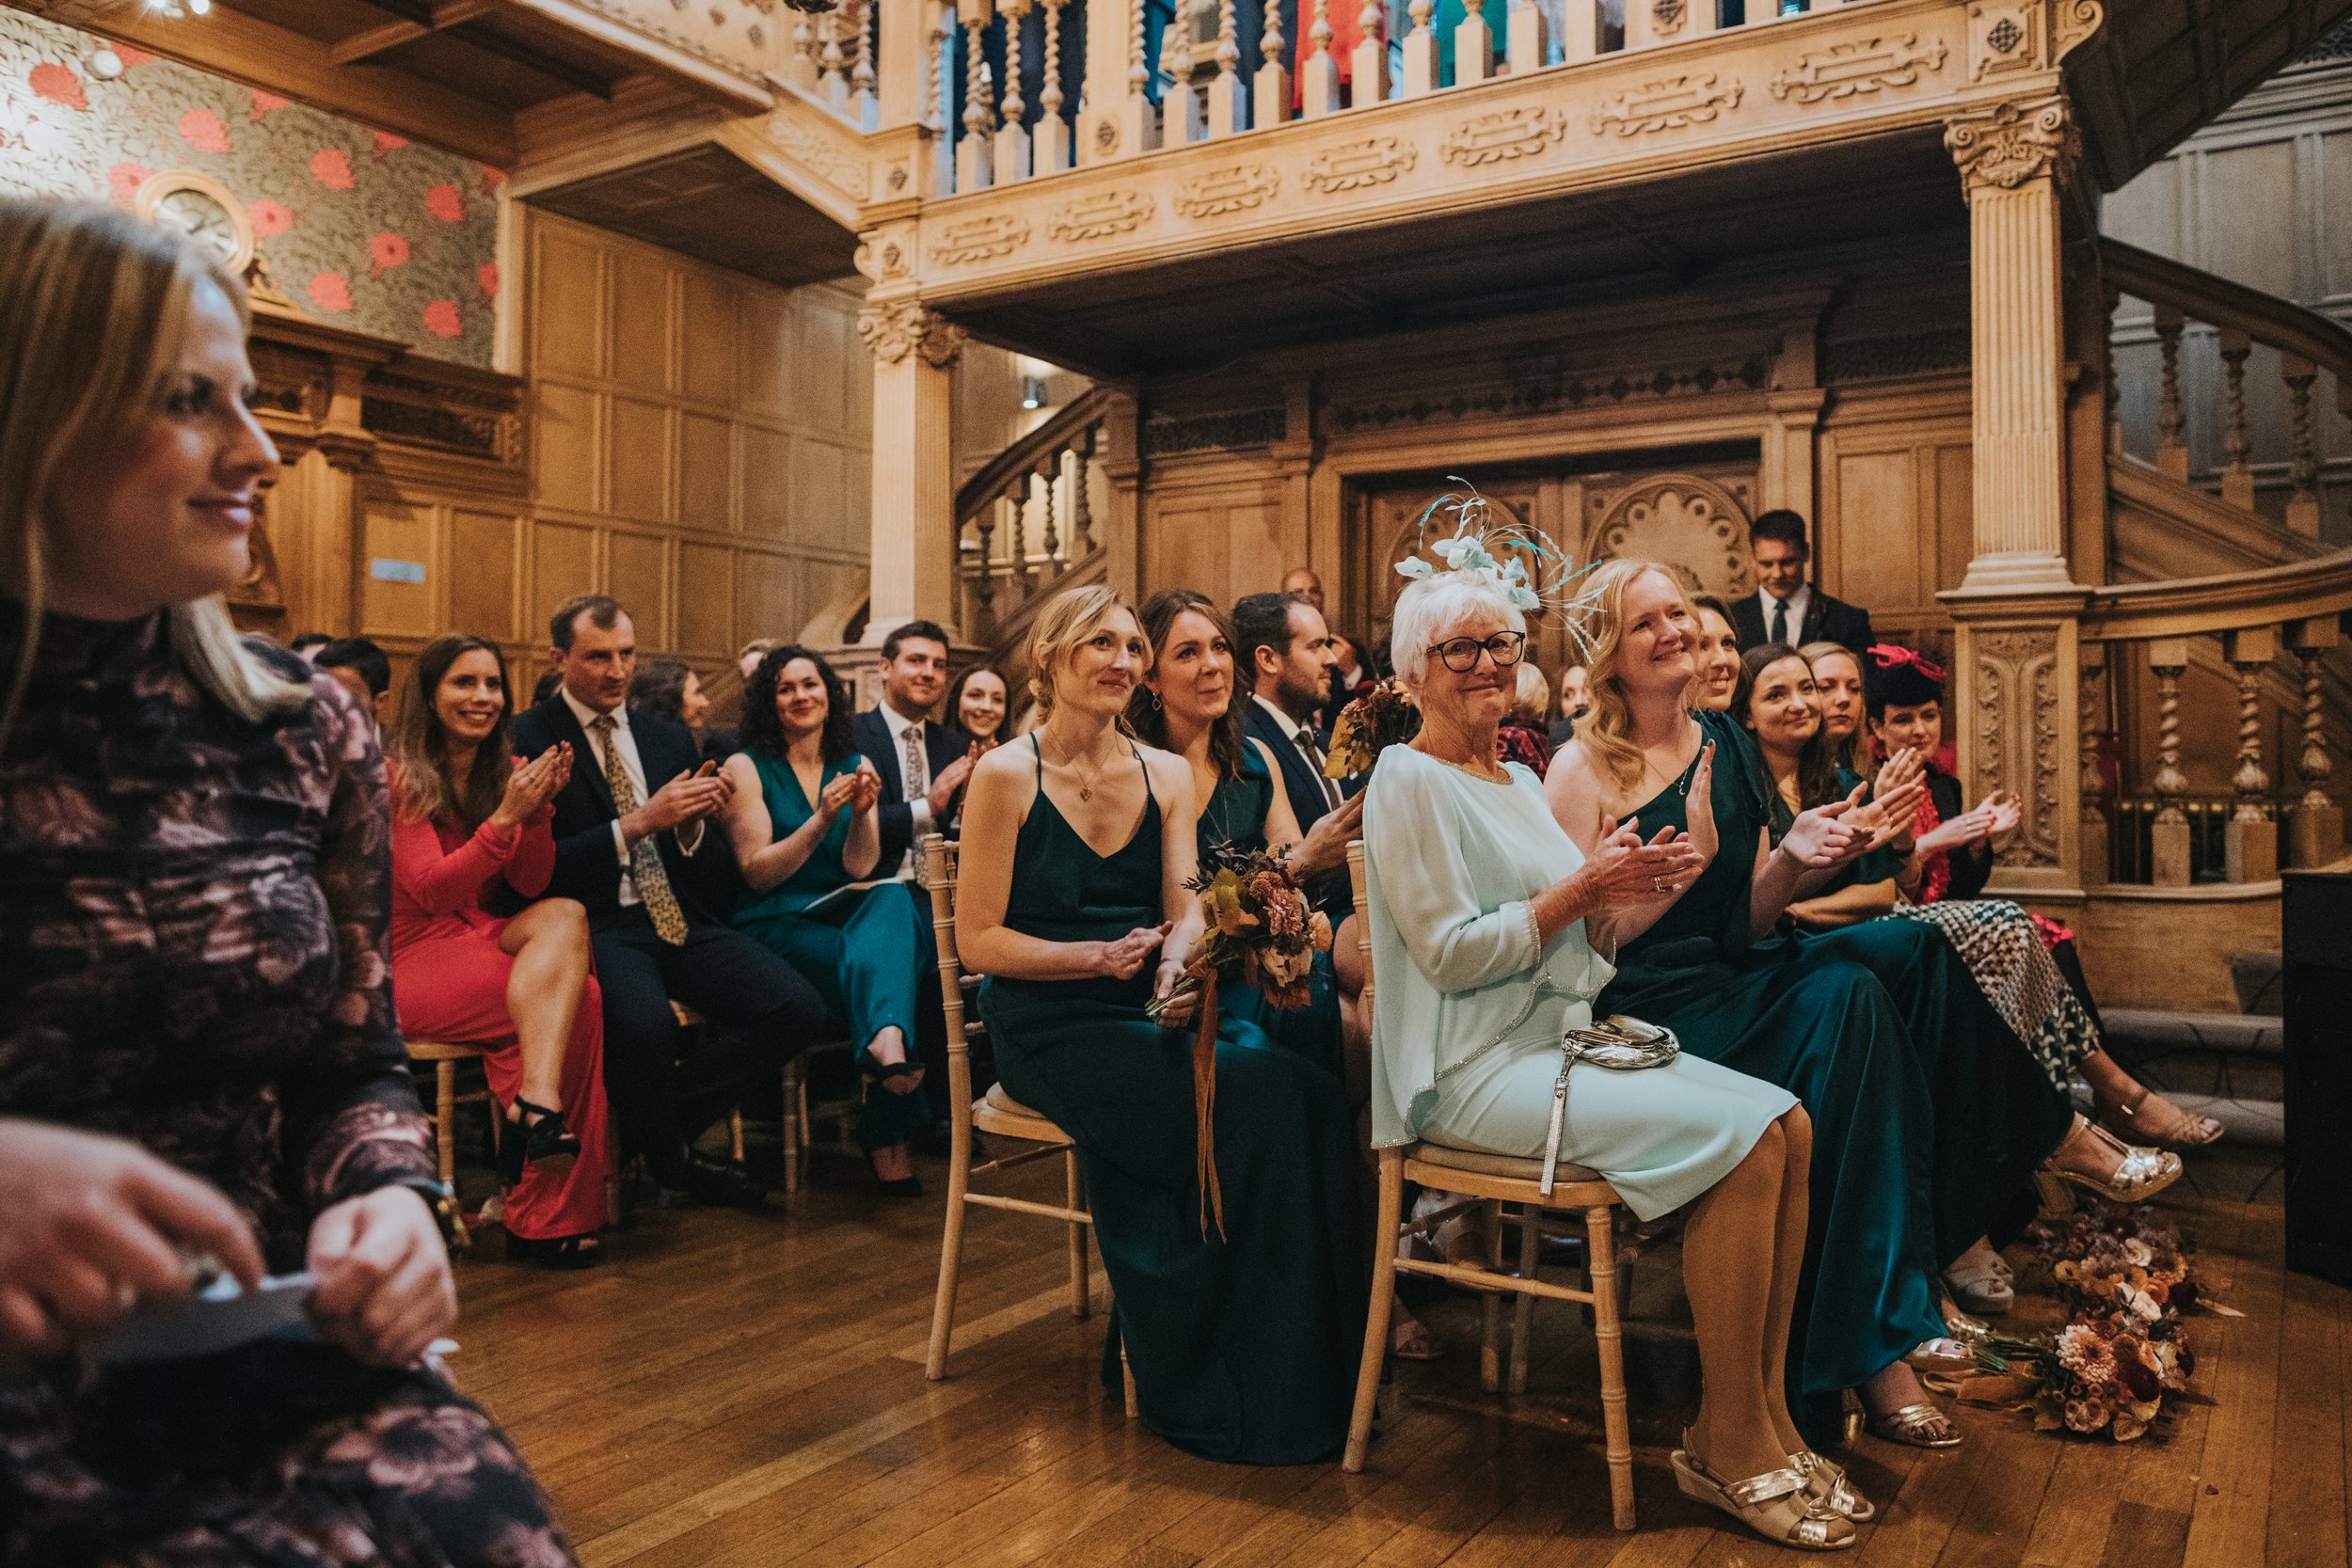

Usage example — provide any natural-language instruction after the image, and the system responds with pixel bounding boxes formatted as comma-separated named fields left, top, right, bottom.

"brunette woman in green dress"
left=955, top=587, right=1367, bottom=1465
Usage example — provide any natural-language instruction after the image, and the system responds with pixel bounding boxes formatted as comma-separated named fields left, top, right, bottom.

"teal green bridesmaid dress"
left=733, top=750, right=935, bottom=1153
left=977, top=737, right=1368, bottom=1465
left=1197, top=737, right=1346, bottom=1085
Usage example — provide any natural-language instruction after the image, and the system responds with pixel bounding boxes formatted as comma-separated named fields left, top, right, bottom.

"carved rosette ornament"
left=1943, top=94, right=2078, bottom=193
left=857, top=300, right=967, bottom=368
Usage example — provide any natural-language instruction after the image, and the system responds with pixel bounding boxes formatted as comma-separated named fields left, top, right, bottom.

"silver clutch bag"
left=1542, top=1015, right=1680, bottom=1194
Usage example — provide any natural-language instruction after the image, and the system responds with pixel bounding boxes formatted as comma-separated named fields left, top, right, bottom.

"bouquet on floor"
left=2036, top=1315, right=2195, bottom=1443
left=1145, top=845, right=1334, bottom=1240
left=1325, top=680, right=1421, bottom=780
left=2042, top=1203, right=2198, bottom=1323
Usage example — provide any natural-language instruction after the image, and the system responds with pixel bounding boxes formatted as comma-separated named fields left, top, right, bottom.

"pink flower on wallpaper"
left=105, top=162, right=152, bottom=202
left=479, top=166, right=507, bottom=190
left=248, top=199, right=293, bottom=237
left=310, top=149, right=356, bottom=190
left=424, top=183, right=465, bottom=223
left=421, top=300, right=463, bottom=339
left=179, top=108, right=229, bottom=153
left=369, top=231, right=410, bottom=276
left=28, top=63, right=87, bottom=112
left=371, top=130, right=408, bottom=156
left=308, top=272, right=354, bottom=312
left=477, top=261, right=500, bottom=300
left=249, top=88, right=291, bottom=119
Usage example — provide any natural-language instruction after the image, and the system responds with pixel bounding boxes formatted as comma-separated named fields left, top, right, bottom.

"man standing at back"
left=1235, top=591, right=1365, bottom=915
left=512, top=594, right=823, bottom=1208
left=1730, top=509, right=1875, bottom=655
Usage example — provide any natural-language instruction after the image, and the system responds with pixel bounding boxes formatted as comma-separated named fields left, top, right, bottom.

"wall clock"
left=132, top=169, right=254, bottom=276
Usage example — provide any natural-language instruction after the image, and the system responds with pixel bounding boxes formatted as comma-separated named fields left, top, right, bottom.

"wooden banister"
left=955, top=386, right=1112, bottom=518
left=2081, top=549, right=2352, bottom=643
left=2104, top=239, right=2352, bottom=399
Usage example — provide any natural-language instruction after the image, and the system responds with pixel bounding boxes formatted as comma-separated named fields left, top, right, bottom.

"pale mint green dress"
left=1363, top=745, right=1794, bottom=1221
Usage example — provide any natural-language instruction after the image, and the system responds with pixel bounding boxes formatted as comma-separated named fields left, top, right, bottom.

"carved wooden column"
left=2148, top=638, right=2192, bottom=888
left=1946, top=94, right=2079, bottom=594
left=858, top=299, right=967, bottom=644
left=1938, top=93, right=2090, bottom=896
left=2153, top=304, right=2188, bottom=482
left=2223, top=625, right=2278, bottom=883
left=2289, top=616, right=2344, bottom=868
left=2283, top=354, right=2322, bottom=537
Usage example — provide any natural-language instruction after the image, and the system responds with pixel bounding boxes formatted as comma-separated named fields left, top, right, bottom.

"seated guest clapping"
left=387, top=635, right=612, bottom=1268
left=1366, top=548, right=1853, bottom=1549
left=958, top=586, right=1367, bottom=1465
left=724, top=645, right=938, bottom=1196
left=512, top=595, right=826, bottom=1209
left=1689, top=594, right=1742, bottom=713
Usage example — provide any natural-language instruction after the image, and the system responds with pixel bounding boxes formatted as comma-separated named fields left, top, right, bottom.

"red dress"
left=388, top=779, right=611, bottom=1242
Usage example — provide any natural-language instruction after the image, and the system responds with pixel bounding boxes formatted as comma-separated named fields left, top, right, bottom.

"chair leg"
left=1509, top=1205, right=1539, bottom=1396
left=781, top=1057, right=803, bottom=1196
left=730, top=1108, right=745, bottom=1164
left=1065, top=1148, right=1090, bottom=1320
left=435, top=1062, right=457, bottom=1191
left=1479, top=1198, right=1504, bottom=1395
left=1120, top=1334, right=1138, bottom=1419
left=924, top=1125, right=975, bottom=1382
left=1585, top=1204, right=1636, bottom=1531
left=1343, top=1151, right=1404, bottom=1473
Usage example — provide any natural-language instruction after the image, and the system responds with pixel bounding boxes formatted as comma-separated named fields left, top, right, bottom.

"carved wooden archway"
left=1580, top=472, right=1756, bottom=600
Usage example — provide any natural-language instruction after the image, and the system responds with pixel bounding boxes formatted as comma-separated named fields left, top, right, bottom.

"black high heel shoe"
left=498, top=1098, right=580, bottom=1186
left=853, top=1044, right=925, bottom=1094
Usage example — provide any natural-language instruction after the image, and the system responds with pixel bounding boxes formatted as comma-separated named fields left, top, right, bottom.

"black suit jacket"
left=851, top=706, right=974, bottom=871
left=1730, top=589, right=1875, bottom=656
left=510, top=697, right=723, bottom=927
left=1239, top=698, right=1363, bottom=919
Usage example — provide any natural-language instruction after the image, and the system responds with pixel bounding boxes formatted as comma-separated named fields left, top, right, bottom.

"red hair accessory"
left=1867, top=643, right=1947, bottom=684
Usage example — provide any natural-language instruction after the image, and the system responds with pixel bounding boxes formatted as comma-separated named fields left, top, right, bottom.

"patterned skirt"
left=1892, top=899, right=2101, bottom=1092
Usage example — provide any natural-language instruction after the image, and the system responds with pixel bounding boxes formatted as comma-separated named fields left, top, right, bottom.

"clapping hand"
left=847, top=762, right=882, bottom=815
left=1781, top=785, right=1869, bottom=868
left=1576, top=815, right=1707, bottom=911
left=1683, top=742, right=1719, bottom=866
left=1983, top=788, right=2023, bottom=839
left=1094, top=923, right=1169, bottom=982
left=633, top=760, right=732, bottom=836
left=816, top=769, right=864, bottom=823
left=1848, top=771, right=1930, bottom=852
left=927, top=753, right=977, bottom=817
left=491, top=742, right=570, bottom=832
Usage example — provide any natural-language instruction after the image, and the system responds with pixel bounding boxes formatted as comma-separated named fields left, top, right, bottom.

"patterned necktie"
left=901, top=722, right=929, bottom=804
left=1770, top=598, right=1789, bottom=645
left=591, top=714, right=689, bottom=945
left=1296, top=730, right=1343, bottom=812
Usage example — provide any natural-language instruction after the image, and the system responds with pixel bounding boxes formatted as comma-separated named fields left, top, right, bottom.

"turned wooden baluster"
left=2223, top=626, right=2278, bottom=882
left=1301, top=0, right=1339, bottom=114
left=819, top=4, right=850, bottom=105
left=851, top=0, right=879, bottom=122
left=1160, top=0, right=1204, bottom=144
left=973, top=512, right=1000, bottom=631
left=1035, top=0, right=1071, bottom=170
left=789, top=6, right=821, bottom=87
left=1506, top=0, right=1549, bottom=76
left=2218, top=326, right=2255, bottom=511
left=1009, top=479, right=1033, bottom=593
left=1073, top=425, right=1096, bottom=554
left=957, top=1, right=997, bottom=189
left=995, top=0, right=1033, bottom=180
left=2289, top=616, right=2344, bottom=867
left=2283, top=352, right=2321, bottom=537
left=2079, top=649, right=2108, bottom=887
left=1205, top=0, right=1246, bottom=134
left=2103, top=285, right=2122, bottom=454
left=1120, top=0, right=1159, bottom=150
left=1349, top=0, right=1387, bottom=105
left=2149, top=638, right=2192, bottom=888
left=2153, top=304, right=2187, bottom=483
left=1400, top=0, right=1438, bottom=94
left=926, top=0, right=950, bottom=129
left=1255, top=0, right=1291, bottom=125
left=1455, top=0, right=1493, bottom=82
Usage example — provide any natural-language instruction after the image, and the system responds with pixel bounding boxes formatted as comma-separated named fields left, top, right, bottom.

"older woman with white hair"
left=1363, top=547, right=1859, bottom=1550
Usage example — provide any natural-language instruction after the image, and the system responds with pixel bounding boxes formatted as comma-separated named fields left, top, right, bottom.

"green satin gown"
left=977, top=737, right=1368, bottom=1465
left=1592, top=710, right=1960, bottom=1447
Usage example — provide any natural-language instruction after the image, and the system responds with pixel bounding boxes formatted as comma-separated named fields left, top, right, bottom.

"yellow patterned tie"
left=591, top=714, right=689, bottom=946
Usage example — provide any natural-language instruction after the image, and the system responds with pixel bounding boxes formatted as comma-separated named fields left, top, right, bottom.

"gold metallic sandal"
left=1670, top=1437, right=1855, bottom=1550
left=1862, top=1400, right=1963, bottom=1450
left=2034, top=1116, right=2183, bottom=1212
left=2099, top=1086, right=2224, bottom=1151
left=1790, top=1450, right=1878, bottom=1523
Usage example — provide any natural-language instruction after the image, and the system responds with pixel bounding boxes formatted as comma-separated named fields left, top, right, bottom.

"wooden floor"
left=451, top=1137, right=2346, bottom=1568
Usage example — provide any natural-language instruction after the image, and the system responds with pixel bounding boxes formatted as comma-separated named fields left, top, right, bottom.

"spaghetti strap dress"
left=1592, top=709, right=1951, bottom=1449
left=1197, top=737, right=1347, bottom=1085
left=977, top=738, right=1368, bottom=1465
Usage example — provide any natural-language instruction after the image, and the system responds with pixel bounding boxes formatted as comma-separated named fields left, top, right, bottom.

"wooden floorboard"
left=446, top=1143, right=2345, bottom=1568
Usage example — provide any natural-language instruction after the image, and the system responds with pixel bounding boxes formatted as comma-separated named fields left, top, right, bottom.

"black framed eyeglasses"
left=1427, top=631, right=1528, bottom=673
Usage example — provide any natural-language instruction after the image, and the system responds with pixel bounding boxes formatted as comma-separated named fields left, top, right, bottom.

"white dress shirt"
left=1756, top=582, right=1812, bottom=645
left=563, top=687, right=697, bottom=906
left=1253, top=693, right=1344, bottom=812
left=879, top=699, right=936, bottom=878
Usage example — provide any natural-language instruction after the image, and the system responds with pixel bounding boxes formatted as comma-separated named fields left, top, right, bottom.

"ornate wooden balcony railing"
left=954, top=388, right=1114, bottom=645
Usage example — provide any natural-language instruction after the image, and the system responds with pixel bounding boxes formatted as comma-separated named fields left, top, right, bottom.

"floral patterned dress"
left=0, top=604, right=573, bottom=1568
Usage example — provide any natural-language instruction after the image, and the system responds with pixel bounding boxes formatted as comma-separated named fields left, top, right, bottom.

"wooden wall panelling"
left=1138, top=460, right=1296, bottom=613
left=1814, top=382, right=1974, bottom=647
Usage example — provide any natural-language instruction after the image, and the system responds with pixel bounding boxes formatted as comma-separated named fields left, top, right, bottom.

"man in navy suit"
left=511, top=594, right=824, bottom=1209
left=1729, top=509, right=1876, bottom=655
left=1233, top=591, right=1365, bottom=916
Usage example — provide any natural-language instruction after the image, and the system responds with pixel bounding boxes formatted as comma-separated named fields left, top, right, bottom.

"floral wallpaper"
left=0, top=11, right=502, bottom=367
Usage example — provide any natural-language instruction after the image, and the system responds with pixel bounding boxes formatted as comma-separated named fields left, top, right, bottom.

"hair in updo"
left=1025, top=584, right=1145, bottom=721
left=1389, top=573, right=1526, bottom=687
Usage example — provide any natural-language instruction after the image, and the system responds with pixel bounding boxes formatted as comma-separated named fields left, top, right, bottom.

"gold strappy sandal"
left=1790, top=1449, right=1878, bottom=1523
left=1671, top=1433, right=1856, bottom=1550
left=1862, top=1401, right=1963, bottom=1450
left=2099, top=1086, right=2224, bottom=1151
left=2033, top=1116, right=2182, bottom=1214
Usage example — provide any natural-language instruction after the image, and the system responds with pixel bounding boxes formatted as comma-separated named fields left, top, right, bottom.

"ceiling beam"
left=13, top=0, right=516, bottom=166
left=330, top=0, right=496, bottom=66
